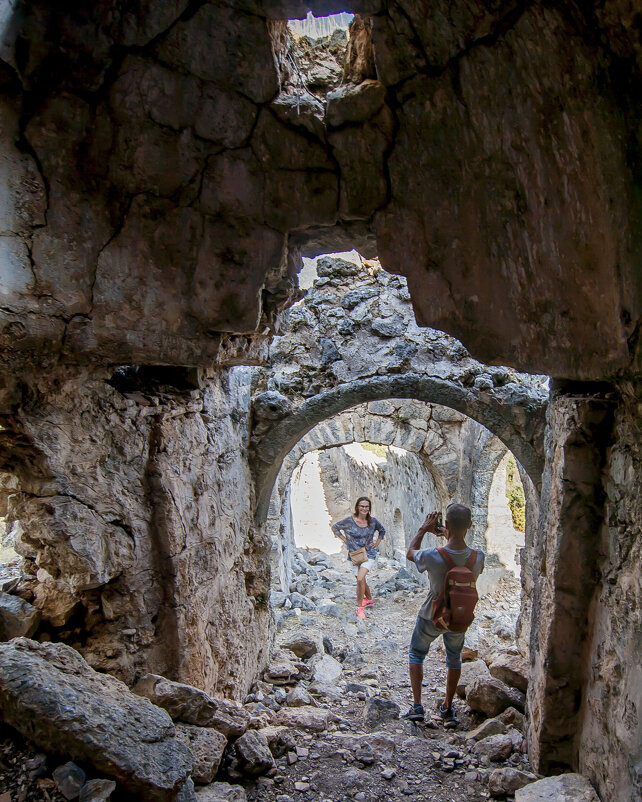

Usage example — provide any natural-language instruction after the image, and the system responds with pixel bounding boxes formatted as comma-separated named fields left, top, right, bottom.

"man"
left=403, top=504, right=485, bottom=726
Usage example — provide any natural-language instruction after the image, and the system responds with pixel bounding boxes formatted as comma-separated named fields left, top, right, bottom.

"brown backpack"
left=432, top=547, right=479, bottom=632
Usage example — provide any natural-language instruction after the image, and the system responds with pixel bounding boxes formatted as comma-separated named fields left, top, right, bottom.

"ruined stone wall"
left=0, top=367, right=269, bottom=699
left=524, top=382, right=642, bottom=800
left=577, top=383, right=642, bottom=801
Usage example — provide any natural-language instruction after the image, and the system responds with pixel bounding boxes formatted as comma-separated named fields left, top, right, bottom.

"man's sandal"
left=439, top=703, right=459, bottom=729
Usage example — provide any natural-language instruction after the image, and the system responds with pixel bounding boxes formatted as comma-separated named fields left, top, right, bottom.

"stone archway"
left=265, top=401, right=453, bottom=591
left=253, top=373, right=544, bottom=524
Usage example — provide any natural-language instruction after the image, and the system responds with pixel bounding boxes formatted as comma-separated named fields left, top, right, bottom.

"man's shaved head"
left=446, top=503, right=472, bottom=531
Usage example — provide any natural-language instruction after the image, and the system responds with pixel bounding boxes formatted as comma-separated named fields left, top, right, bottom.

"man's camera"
left=435, top=513, right=444, bottom=533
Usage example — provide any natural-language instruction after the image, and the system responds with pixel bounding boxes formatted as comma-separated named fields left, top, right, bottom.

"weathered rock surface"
left=175, top=724, right=227, bottom=784
left=465, top=717, right=508, bottom=742
left=285, top=686, right=312, bottom=708
left=78, top=779, right=117, bottom=802
left=499, top=706, right=526, bottom=733
left=489, top=767, right=538, bottom=797
left=53, top=761, right=85, bottom=800
left=134, top=674, right=250, bottom=737
left=233, top=730, right=275, bottom=776
left=514, top=773, right=600, bottom=801
left=490, top=653, right=529, bottom=692
left=0, top=591, right=40, bottom=640
left=272, top=706, right=332, bottom=732
left=310, top=653, right=342, bottom=684
left=194, top=784, right=246, bottom=802
left=2, top=368, right=270, bottom=697
left=256, top=725, right=295, bottom=758
left=0, top=7, right=639, bottom=802
left=279, top=633, right=320, bottom=659
left=0, top=639, right=192, bottom=801
left=362, top=698, right=400, bottom=731
left=472, top=733, right=514, bottom=762
left=457, top=658, right=491, bottom=697
left=466, top=675, right=526, bottom=716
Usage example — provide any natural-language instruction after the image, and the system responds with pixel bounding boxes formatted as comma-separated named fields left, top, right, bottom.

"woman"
left=332, top=497, right=386, bottom=619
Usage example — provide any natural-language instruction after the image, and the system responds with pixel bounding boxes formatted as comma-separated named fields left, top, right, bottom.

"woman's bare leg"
left=356, top=566, right=369, bottom=606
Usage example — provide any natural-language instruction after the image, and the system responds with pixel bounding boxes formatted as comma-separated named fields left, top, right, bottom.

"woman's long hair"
left=354, top=496, right=372, bottom=525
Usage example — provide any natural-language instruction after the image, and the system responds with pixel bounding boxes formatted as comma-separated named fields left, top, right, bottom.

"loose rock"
left=78, top=779, right=117, bottom=802
left=362, top=698, right=400, bottom=731
left=0, top=639, right=192, bottom=802
left=234, top=730, right=275, bottom=776
left=175, top=723, right=227, bottom=784
left=466, top=675, right=526, bottom=716
left=489, top=653, right=529, bottom=692
left=134, top=674, right=249, bottom=737
left=488, top=767, right=538, bottom=797
left=514, top=773, right=600, bottom=801
left=53, top=761, right=86, bottom=800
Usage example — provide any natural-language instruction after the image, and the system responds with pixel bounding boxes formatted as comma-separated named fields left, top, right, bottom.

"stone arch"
left=254, top=373, right=544, bottom=524
left=266, top=405, right=450, bottom=591
left=270, top=409, right=451, bottom=515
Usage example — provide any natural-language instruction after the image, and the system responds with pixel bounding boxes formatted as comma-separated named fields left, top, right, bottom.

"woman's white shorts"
left=351, top=559, right=375, bottom=576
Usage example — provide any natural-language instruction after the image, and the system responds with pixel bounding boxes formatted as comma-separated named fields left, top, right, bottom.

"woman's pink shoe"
left=363, top=599, right=374, bottom=608
left=356, top=606, right=366, bottom=619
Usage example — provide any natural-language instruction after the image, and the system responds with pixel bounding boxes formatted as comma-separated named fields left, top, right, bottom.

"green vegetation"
left=360, top=442, right=388, bottom=458
left=505, top=457, right=526, bottom=532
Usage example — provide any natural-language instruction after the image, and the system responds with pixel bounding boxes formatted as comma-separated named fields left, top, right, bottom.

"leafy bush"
left=505, top=457, right=526, bottom=532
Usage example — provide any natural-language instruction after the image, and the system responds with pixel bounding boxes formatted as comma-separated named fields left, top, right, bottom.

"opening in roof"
left=288, top=12, right=353, bottom=39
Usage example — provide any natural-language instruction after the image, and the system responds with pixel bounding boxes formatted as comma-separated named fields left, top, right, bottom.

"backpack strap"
left=437, top=547, right=456, bottom=569
left=465, top=549, right=478, bottom=569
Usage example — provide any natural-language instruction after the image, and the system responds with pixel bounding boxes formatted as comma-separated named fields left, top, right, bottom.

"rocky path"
left=0, top=550, right=535, bottom=802
left=248, top=551, right=532, bottom=802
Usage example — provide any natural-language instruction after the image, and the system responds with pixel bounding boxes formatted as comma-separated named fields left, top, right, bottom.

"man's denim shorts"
left=409, top=615, right=466, bottom=669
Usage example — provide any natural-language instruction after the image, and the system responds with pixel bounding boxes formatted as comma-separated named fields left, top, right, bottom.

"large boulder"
left=272, top=706, right=332, bottom=732
left=489, top=767, right=538, bottom=797
left=134, top=674, right=249, bottom=737
left=466, top=675, right=526, bottom=716
left=489, top=653, right=529, bottom=692
left=514, top=773, right=600, bottom=801
left=456, top=658, right=491, bottom=698
left=0, top=639, right=192, bottom=801
left=0, top=591, right=40, bottom=640
left=175, top=724, right=227, bottom=784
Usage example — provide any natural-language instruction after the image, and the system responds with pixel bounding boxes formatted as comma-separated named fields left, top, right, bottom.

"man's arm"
left=406, top=511, right=440, bottom=562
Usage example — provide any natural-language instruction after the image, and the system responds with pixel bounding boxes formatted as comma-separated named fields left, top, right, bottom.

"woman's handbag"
left=349, top=546, right=368, bottom=566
